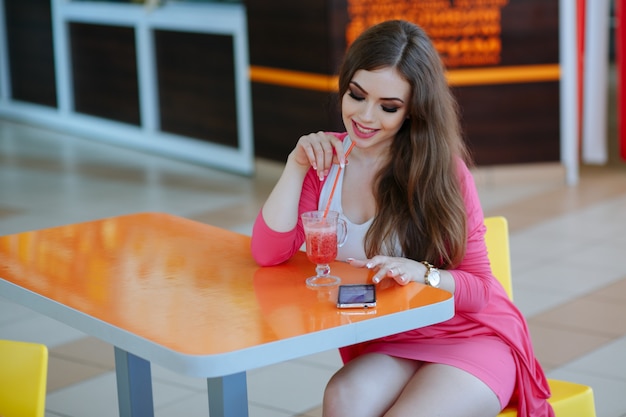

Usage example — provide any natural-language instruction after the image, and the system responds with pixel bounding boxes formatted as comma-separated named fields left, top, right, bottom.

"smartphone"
left=337, top=284, right=376, bottom=308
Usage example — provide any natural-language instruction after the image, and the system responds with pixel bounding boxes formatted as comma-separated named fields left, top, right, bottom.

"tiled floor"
left=1, top=117, right=625, bottom=417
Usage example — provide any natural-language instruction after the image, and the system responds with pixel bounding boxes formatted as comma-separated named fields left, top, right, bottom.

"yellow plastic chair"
left=484, top=217, right=597, bottom=416
left=0, top=339, right=49, bottom=417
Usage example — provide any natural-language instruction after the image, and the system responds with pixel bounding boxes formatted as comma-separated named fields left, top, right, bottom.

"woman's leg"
left=322, top=353, right=423, bottom=417
left=384, top=363, right=502, bottom=417
left=323, top=355, right=504, bottom=417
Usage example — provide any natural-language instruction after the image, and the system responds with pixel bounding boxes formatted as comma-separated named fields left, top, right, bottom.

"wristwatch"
left=421, top=261, right=441, bottom=288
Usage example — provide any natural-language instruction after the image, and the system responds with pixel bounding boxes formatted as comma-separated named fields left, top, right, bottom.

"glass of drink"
left=301, top=210, right=348, bottom=287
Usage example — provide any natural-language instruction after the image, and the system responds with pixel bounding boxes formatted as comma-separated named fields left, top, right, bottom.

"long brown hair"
left=338, top=20, right=470, bottom=268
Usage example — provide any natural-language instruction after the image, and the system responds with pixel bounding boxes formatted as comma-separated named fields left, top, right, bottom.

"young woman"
left=251, top=20, right=553, bottom=417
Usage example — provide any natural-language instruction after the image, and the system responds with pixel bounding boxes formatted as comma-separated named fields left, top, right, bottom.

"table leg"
left=114, top=347, right=154, bottom=417
left=207, top=372, right=249, bottom=417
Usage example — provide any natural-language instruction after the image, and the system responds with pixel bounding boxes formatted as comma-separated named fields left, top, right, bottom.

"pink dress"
left=251, top=133, right=554, bottom=417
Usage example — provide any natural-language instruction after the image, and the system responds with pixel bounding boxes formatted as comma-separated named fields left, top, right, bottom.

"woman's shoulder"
left=453, top=156, right=473, bottom=180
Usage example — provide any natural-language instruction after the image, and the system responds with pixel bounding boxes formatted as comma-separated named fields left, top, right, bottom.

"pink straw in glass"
left=323, top=141, right=356, bottom=218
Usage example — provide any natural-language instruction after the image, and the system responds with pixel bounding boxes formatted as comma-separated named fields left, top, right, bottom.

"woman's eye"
left=348, top=91, right=364, bottom=101
left=348, top=90, right=399, bottom=113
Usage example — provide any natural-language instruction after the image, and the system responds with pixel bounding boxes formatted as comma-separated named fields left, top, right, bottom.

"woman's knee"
left=322, top=370, right=356, bottom=415
left=322, top=380, right=345, bottom=417
left=323, top=354, right=421, bottom=417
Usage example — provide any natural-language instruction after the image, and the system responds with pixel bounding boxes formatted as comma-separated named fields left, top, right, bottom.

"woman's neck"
left=349, top=144, right=390, bottom=172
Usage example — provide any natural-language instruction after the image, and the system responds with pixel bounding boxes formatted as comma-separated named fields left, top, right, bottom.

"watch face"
left=428, top=269, right=441, bottom=287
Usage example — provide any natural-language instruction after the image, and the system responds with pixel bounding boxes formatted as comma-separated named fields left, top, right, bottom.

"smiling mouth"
left=353, top=120, right=378, bottom=136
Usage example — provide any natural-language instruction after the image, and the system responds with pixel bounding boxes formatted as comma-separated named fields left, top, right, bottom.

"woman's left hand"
left=347, top=256, right=425, bottom=286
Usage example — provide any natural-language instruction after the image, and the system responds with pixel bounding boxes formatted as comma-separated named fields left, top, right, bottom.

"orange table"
left=0, top=212, right=454, bottom=417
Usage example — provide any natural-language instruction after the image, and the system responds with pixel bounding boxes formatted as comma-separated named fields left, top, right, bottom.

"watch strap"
left=421, top=261, right=437, bottom=287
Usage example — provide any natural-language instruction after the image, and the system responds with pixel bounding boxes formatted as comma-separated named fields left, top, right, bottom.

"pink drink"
left=305, top=228, right=338, bottom=264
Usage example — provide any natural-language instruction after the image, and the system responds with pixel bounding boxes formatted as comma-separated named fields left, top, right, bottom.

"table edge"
left=1, top=278, right=454, bottom=378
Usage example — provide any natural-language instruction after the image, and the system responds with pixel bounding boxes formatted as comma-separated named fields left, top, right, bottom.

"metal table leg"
left=114, top=347, right=154, bottom=417
left=207, top=372, right=249, bottom=417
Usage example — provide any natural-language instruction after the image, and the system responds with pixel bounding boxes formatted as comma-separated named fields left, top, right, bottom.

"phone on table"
left=337, top=284, right=376, bottom=308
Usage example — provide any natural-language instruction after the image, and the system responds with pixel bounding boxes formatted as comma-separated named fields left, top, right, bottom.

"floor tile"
left=291, top=349, right=343, bottom=371
left=46, top=372, right=194, bottom=417
left=512, top=260, right=620, bottom=299
left=297, top=406, right=323, bottom=417
left=0, top=205, right=23, bottom=219
left=47, top=355, right=111, bottom=392
left=50, top=337, right=115, bottom=369
left=151, top=364, right=210, bottom=392
left=0, top=314, right=86, bottom=348
left=527, top=321, right=614, bottom=369
left=47, top=337, right=116, bottom=392
left=529, top=297, right=626, bottom=338
left=248, top=360, right=336, bottom=414
left=0, top=295, right=41, bottom=325
left=591, top=276, right=626, bottom=302
left=247, top=403, right=299, bottom=417
left=511, top=287, right=571, bottom=318
left=560, top=336, right=626, bottom=380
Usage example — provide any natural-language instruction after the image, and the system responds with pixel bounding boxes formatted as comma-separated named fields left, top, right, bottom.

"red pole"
left=617, top=0, right=626, bottom=160
left=577, top=0, right=586, bottom=154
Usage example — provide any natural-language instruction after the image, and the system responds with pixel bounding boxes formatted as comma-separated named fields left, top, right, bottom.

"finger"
left=316, top=133, right=347, bottom=174
left=388, top=261, right=413, bottom=282
left=329, top=136, right=347, bottom=168
left=304, top=132, right=334, bottom=179
left=346, top=258, right=368, bottom=268
left=387, top=266, right=407, bottom=280
left=372, top=265, right=394, bottom=284
left=308, top=139, right=327, bottom=180
left=392, top=272, right=411, bottom=286
left=319, top=140, right=335, bottom=178
left=365, top=256, right=386, bottom=270
left=374, top=268, right=409, bottom=285
left=295, top=135, right=319, bottom=170
left=302, top=143, right=318, bottom=170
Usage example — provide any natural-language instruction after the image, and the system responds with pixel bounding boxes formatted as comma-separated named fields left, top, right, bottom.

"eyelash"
left=347, top=91, right=399, bottom=113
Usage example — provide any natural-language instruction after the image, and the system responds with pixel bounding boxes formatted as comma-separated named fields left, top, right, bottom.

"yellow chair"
left=484, top=216, right=597, bottom=417
left=0, top=339, right=49, bottom=417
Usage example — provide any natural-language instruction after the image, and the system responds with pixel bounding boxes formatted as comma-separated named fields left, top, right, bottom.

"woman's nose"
left=359, top=102, right=375, bottom=122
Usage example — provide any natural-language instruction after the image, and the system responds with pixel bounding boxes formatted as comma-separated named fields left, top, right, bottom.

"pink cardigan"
left=251, top=133, right=553, bottom=416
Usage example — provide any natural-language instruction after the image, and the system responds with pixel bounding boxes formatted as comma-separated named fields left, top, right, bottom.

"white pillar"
left=560, top=0, right=580, bottom=185
left=582, top=0, right=611, bottom=164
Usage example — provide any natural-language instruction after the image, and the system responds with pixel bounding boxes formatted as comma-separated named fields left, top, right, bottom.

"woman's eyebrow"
left=350, top=81, right=405, bottom=103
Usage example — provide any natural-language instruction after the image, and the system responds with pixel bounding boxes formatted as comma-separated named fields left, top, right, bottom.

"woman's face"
left=341, top=67, right=411, bottom=153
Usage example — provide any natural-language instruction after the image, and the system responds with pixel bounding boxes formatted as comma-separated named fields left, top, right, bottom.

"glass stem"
left=316, top=263, right=331, bottom=277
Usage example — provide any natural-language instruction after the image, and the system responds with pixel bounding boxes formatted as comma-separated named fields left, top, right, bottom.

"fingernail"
left=366, top=262, right=373, bottom=269
left=373, top=277, right=379, bottom=283
left=346, top=257, right=355, bottom=262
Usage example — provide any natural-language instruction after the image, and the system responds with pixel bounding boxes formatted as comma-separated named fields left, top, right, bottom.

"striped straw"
left=323, top=140, right=356, bottom=218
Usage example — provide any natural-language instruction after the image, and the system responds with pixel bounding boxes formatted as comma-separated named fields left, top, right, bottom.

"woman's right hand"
left=259, top=131, right=345, bottom=233
left=289, top=131, right=346, bottom=180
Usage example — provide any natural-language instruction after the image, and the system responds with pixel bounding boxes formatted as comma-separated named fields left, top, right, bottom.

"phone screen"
left=337, top=284, right=376, bottom=308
